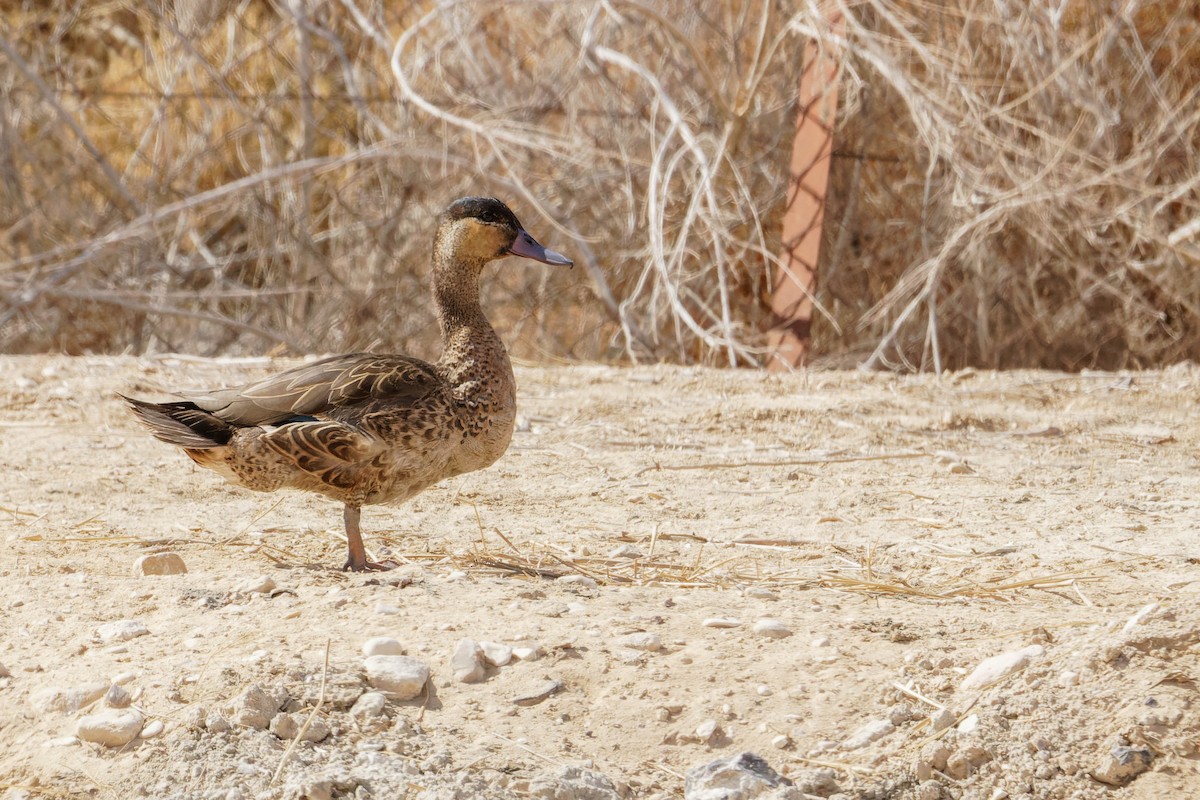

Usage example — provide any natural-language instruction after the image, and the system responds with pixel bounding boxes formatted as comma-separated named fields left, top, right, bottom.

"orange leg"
left=342, top=504, right=393, bottom=572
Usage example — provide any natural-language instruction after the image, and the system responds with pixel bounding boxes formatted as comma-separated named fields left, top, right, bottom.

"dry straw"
left=1, top=1, right=1197, bottom=369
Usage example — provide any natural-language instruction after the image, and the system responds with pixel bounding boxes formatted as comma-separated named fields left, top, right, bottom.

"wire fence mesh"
left=1, top=1, right=1198, bottom=369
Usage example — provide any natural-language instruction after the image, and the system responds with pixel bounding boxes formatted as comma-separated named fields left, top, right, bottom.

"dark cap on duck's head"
left=439, top=196, right=573, bottom=268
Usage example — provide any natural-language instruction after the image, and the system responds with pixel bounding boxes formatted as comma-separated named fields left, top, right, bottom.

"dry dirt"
left=1, top=355, right=1199, bottom=800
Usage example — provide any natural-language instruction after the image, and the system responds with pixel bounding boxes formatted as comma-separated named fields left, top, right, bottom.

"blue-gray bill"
left=508, top=229, right=573, bottom=267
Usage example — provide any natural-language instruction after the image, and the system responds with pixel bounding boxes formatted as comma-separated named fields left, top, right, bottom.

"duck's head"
left=436, top=197, right=574, bottom=269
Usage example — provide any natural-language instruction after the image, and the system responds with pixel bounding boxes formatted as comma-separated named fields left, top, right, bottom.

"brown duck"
left=124, top=197, right=572, bottom=571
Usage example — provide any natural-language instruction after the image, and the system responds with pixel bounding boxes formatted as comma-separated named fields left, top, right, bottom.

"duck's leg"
left=342, top=504, right=393, bottom=572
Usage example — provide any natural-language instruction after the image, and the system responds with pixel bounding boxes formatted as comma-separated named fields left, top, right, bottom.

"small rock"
left=513, top=679, right=563, bottom=706
left=702, top=618, right=742, bottom=629
left=76, top=708, right=144, bottom=747
left=235, top=575, right=275, bottom=594
left=956, top=713, right=980, bottom=734
left=297, top=780, right=334, bottom=800
left=945, top=745, right=992, bottom=779
left=528, top=764, right=620, bottom=799
left=810, top=636, right=831, bottom=648
left=30, top=683, right=109, bottom=714
left=95, top=620, right=149, bottom=644
left=751, top=619, right=792, bottom=639
left=481, top=641, right=513, bottom=667
left=205, top=712, right=231, bottom=733
left=349, top=692, right=388, bottom=720
left=134, top=552, right=187, bottom=576
left=512, top=644, right=543, bottom=661
left=842, top=718, right=894, bottom=750
left=363, top=655, right=430, bottom=700
left=693, top=719, right=722, bottom=744
left=362, top=637, right=404, bottom=657
left=771, top=734, right=790, bottom=749
left=684, top=752, right=792, bottom=799
left=609, top=544, right=643, bottom=559
left=915, top=742, right=952, bottom=781
left=373, top=602, right=402, bottom=615
left=960, top=645, right=1044, bottom=690
left=744, top=588, right=778, bottom=601
left=229, top=684, right=280, bottom=729
left=0, top=662, right=11, bottom=678
left=139, top=719, right=165, bottom=739
left=557, top=575, right=599, bottom=590
left=1059, top=670, right=1080, bottom=686
left=915, top=780, right=944, bottom=800
left=1092, top=744, right=1153, bottom=785
left=617, top=632, right=662, bottom=652
left=269, top=712, right=330, bottom=742
left=450, top=638, right=487, bottom=683
left=930, top=708, right=956, bottom=732
left=104, top=683, right=131, bottom=709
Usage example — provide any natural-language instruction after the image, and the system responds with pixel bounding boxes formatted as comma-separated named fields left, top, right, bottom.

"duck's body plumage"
left=124, top=197, right=571, bottom=570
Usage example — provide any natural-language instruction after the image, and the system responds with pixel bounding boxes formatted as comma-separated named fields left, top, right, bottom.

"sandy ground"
left=1, top=355, right=1198, bottom=800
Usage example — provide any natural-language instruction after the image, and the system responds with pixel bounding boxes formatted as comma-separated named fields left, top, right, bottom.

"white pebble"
left=104, top=683, right=131, bottom=709
left=450, top=639, right=486, bottom=683
left=349, top=692, right=388, bottom=719
left=842, top=718, right=894, bottom=750
left=608, top=544, right=643, bottom=559
left=772, top=734, right=790, bottom=749
left=617, top=632, right=662, bottom=652
left=30, top=684, right=109, bottom=713
left=362, top=637, right=404, bottom=657
left=235, top=575, right=275, bottom=594
left=960, top=645, right=1044, bottom=690
left=755, top=685, right=772, bottom=697
left=557, top=575, right=598, bottom=590
left=512, top=644, right=543, bottom=662
left=745, top=588, right=778, bottom=601
left=957, top=713, right=981, bottom=734
left=269, top=712, right=330, bottom=742
left=134, top=552, right=187, bottom=576
left=364, top=655, right=430, bottom=700
left=811, top=636, right=831, bottom=648
left=76, top=709, right=144, bottom=747
left=228, top=684, right=280, bottom=730
left=481, top=641, right=513, bottom=667
left=95, top=620, right=149, bottom=644
left=752, top=619, right=793, bottom=639
left=694, top=719, right=721, bottom=742
left=374, top=603, right=402, bottom=615
left=139, top=719, right=165, bottom=739
left=1059, top=670, right=1080, bottom=686
left=702, top=618, right=742, bottom=629
left=112, top=671, right=137, bottom=686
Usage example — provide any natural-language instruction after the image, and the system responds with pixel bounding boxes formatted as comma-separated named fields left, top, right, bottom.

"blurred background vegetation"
left=1, top=0, right=1198, bottom=370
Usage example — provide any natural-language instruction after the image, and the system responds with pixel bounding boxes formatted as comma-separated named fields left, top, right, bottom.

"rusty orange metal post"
left=767, top=11, right=844, bottom=370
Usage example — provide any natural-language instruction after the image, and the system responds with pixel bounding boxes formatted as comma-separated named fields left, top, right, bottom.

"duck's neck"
left=432, top=251, right=510, bottom=393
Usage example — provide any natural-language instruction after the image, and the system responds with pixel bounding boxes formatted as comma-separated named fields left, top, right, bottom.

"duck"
left=123, top=197, right=573, bottom=571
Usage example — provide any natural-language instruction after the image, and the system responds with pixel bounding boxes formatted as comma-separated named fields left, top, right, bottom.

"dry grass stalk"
left=4, top=2, right=1194, bottom=368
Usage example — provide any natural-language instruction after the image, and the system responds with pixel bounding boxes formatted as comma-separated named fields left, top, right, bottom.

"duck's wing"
left=187, top=353, right=442, bottom=427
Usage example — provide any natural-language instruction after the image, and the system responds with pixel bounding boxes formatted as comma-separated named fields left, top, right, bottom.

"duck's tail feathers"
left=121, top=395, right=235, bottom=449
